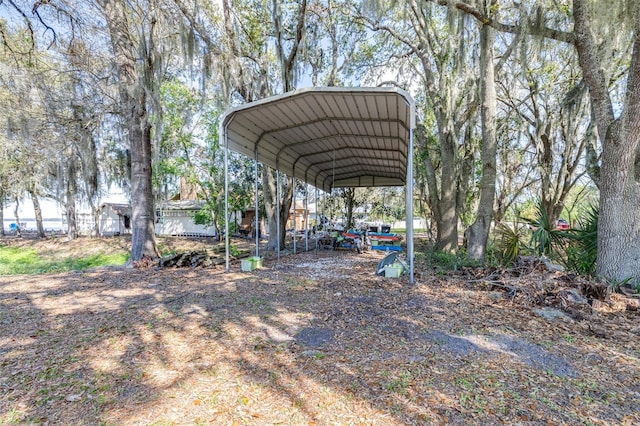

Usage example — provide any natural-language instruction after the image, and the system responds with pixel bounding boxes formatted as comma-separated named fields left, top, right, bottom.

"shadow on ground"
left=1, top=250, right=639, bottom=425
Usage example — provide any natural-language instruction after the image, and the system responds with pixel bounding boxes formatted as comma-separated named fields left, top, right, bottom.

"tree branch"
left=171, top=0, right=222, bottom=56
left=429, top=0, right=575, bottom=44
left=31, top=0, right=57, bottom=47
left=6, top=0, right=36, bottom=51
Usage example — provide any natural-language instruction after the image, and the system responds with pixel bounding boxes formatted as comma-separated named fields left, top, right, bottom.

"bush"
left=493, top=222, right=529, bottom=265
left=419, top=248, right=477, bottom=272
left=561, top=207, right=598, bottom=275
left=522, top=200, right=566, bottom=258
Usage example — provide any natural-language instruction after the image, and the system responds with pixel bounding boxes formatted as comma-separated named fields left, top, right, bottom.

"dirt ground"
left=1, top=237, right=639, bottom=425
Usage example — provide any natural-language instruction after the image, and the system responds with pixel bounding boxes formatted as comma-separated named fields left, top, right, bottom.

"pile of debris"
left=463, top=256, right=639, bottom=316
left=158, top=251, right=217, bottom=268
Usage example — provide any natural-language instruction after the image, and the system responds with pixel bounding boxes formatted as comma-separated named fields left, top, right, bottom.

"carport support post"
left=254, top=151, right=259, bottom=257
left=315, top=187, right=319, bottom=250
left=304, top=183, right=309, bottom=251
left=321, top=190, right=326, bottom=233
left=276, top=169, right=280, bottom=259
left=293, top=177, right=297, bottom=254
left=222, top=119, right=230, bottom=272
left=406, top=129, right=415, bottom=284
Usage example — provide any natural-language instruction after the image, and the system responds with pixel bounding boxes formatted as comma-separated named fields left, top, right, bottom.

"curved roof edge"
left=220, top=86, right=416, bottom=130
left=220, top=87, right=415, bottom=192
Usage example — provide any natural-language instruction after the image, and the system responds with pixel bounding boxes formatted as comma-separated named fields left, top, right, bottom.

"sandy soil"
left=1, top=239, right=639, bottom=425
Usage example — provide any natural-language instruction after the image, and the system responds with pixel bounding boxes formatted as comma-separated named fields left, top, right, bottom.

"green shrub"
left=522, top=200, right=566, bottom=257
left=561, top=207, right=598, bottom=275
left=419, top=248, right=475, bottom=272
left=493, top=222, right=529, bottom=265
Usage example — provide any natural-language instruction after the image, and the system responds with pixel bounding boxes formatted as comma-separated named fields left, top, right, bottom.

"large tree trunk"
left=343, top=188, right=356, bottom=229
left=261, top=0, right=305, bottom=252
left=103, top=0, right=158, bottom=261
left=129, top=105, right=158, bottom=260
left=65, top=162, right=78, bottom=240
left=65, top=201, right=78, bottom=240
left=467, top=18, right=497, bottom=263
left=573, top=0, right=640, bottom=282
left=29, top=190, right=46, bottom=239
left=13, top=197, right=21, bottom=238
left=88, top=199, right=101, bottom=238
left=264, top=169, right=292, bottom=251
left=434, top=132, right=460, bottom=252
left=416, top=124, right=459, bottom=251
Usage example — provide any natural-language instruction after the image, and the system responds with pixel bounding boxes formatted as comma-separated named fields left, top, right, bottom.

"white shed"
left=156, top=200, right=216, bottom=237
left=99, top=203, right=131, bottom=236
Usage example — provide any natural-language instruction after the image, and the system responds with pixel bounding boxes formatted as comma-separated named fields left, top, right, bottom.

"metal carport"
left=219, top=87, right=416, bottom=283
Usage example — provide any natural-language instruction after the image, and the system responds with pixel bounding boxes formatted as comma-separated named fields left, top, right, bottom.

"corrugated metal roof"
left=221, top=87, right=415, bottom=192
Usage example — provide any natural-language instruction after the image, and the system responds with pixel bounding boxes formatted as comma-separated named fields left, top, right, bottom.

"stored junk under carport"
left=219, top=87, right=416, bottom=283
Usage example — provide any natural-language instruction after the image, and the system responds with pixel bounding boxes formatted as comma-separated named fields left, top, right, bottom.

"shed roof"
left=158, top=200, right=205, bottom=211
left=100, top=203, right=131, bottom=216
left=221, top=87, right=415, bottom=192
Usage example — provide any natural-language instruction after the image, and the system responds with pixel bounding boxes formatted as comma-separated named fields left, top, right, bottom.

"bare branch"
left=6, top=0, right=36, bottom=51
left=31, top=0, right=57, bottom=48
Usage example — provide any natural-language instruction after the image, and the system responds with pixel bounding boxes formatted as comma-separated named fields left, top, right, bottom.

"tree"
left=1, top=2, right=133, bottom=241
left=28, top=190, right=46, bottom=238
left=100, top=0, right=160, bottom=260
left=303, top=0, right=365, bottom=86
left=572, top=0, right=640, bottom=282
left=467, top=0, right=497, bottom=262
left=435, top=0, right=640, bottom=282
left=0, top=24, right=60, bottom=239
left=217, top=0, right=307, bottom=251
left=358, top=1, right=479, bottom=252
left=367, top=187, right=404, bottom=224
left=496, top=36, right=590, bottom=227
left=155, top=78, right=234, bottom=240
left=493, top=113, right=537, bottom=223
left=263, top=0, right=308, bottom=250
left=0, top=136, right=16, bottom=237
left=340, top=188, right=358, bottom=229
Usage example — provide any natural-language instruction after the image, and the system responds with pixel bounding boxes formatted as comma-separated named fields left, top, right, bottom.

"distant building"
left=99, top=203, right=132, bottom=236
left=155, top=200, right=216, bottom=237
left=288, top=201, right=311, bottom=230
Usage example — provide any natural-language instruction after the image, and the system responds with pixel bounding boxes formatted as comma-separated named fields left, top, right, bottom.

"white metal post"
left=276, top=169, right=280, bottom=259
left=406, top=129, right=415, bottom=284
left=305, top=184, right=309, bottom=251
left=254, top=152, right=259, bottom=257
left=222, top=119, right=230, bottom=272
left=293, top=177, right=297, bottom=254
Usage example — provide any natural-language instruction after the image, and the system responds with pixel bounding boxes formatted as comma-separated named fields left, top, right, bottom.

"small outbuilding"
left=156, top=200, right=216, bottom=237
left=99, top=203, right=131, bottom=236
left=288, top=201, right=311, bottom=231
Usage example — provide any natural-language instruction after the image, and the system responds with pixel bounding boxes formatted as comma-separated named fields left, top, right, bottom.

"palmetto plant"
left=522, top=200, right=566, bottom=257
left=562, top=207, right=598, bottom=275
left=494, top=221, right=529, bottom=265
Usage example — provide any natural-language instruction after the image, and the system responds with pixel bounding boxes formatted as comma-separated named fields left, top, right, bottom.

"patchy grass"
left=0, top=242, right=128, bottom=275
left=0, top=245, right=128, bottom=274
left=0, top=234, right=231, bottom=275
